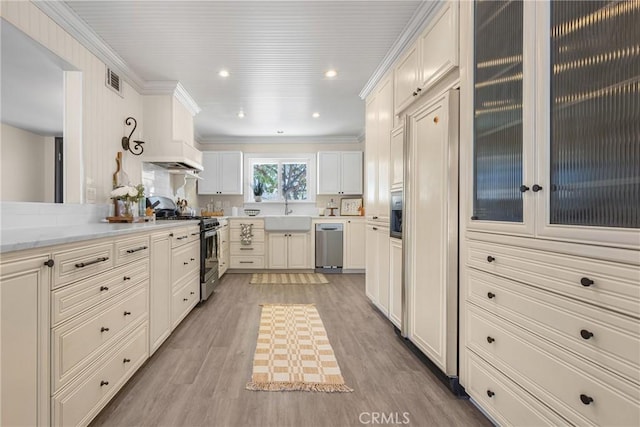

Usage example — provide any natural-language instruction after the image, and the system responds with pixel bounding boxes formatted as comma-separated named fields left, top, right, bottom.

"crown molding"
left=33, top=1, right=145, bottom=92
left=174, top=82, right=202, bottom=116
left=140, top=80, right=180, bottom=95
left=358, top=0, right=441, bottom=100
left=198, top=135, right=362, bottom=145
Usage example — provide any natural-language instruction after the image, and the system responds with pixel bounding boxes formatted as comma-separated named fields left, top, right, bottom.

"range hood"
left=144, top=140, right=203, bottom=171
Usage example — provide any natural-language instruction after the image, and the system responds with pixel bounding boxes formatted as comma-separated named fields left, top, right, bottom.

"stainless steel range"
left=148, top=196, right=221, bottom=302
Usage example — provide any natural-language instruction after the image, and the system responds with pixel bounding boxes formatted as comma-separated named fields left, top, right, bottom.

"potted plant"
left=252, top=179, right=265, bottom=202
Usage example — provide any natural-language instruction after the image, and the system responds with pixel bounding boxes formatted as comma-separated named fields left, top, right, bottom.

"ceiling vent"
left=105, top=67, right=124, bottom=97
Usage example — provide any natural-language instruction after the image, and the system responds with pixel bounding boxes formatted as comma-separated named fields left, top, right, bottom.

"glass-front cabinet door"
left=535, top=1, right=639, bottom=247
left=470, top=0, right=535, bottom=235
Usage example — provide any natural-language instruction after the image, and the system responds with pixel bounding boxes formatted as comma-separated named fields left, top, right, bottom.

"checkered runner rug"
left=246, top=304, right=353, bottom=392
left=249, top=273, right=329, bottom=284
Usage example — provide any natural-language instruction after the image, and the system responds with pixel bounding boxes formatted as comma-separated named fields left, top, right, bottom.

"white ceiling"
left=63, top=1, right=424, bottom=142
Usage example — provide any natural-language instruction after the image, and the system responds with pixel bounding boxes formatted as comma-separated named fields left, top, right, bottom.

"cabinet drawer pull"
left=412, top=91, right=418, bottom=96
left=486, top=256, right=495, bottom=263
left=177, top=235, right=188, bottom=240
left=580, top=329, right=594, bottom=340
left=240, top=261, right=254, bottom=264
left=191, top=232, right=200, bottom=236
left=123, top=311, right=131, bottom=316
left=580, top=394, right=594, bottom=405
left=487, top=292, right=496, bottom=299
left=125, top=246, right=148, bottom=254
left=123, top=358, right=131, bottom=364
left=75, top=257, right=109, bottom=268
left=190, top=291, right=195, bottom=295
left=240, top=247, right=254, bottom=250
left=184, top=262, right=189, bottom=265
left=580, top=277, right=594, bottom=287
left=532, top=184, right=543, bottom=192
left=486, top=390, right=495, bottom=398
left=372, top=216, right=378, bottom=219
left=100, top=380, right=109, bottom=387
left=416, top=87, right=422, bottom=92
left=190, top=258, right=196, bottom=261
left=100, top=327, right=110, bottom=332
left=486, top=336, right=495, bottom=344
left=519, top=185, right=530, bottom=192
left=372, top=227, right=378, bottom=231
left=123, top=276, right=131, bottom=281
left=100, top=286, right=109, bottom=291
left=44, top=259, right=55, bottom=267
left=169, top=233, right=174, bottom=237
left=183, top=298, right=189, bottom=302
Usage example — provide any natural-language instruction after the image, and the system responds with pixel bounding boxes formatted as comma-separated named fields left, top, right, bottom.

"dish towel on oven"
left=240, top=223, right=253, bottom=245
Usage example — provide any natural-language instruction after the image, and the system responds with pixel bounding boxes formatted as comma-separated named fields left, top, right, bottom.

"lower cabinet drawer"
left=467, top=269, right=639, bottom=384
left=230, top=256, right=264, bottom=269
left=230, top=228, right=265, bottom=242
left=171, top=241, right=200, bottom=285
left=52, top=258, right=149, bottom=326
left=52, top=284, right=148, bottom=392
left=230, top=242, right=265, bottom=256
left=465, top=351, right=568, bottom=426
left=171, top=273, right=199, bottom=330
left=52, top=323, right=148, bottom=427
left=467, top=306, right=640, bottom=426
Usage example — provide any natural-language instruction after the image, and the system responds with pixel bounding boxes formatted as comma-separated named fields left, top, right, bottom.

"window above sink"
left=245, top=153, right=317, bottom=203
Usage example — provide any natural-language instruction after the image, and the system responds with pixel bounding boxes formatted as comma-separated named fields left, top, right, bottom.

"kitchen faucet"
left=284, top=191, right=293, bottom=215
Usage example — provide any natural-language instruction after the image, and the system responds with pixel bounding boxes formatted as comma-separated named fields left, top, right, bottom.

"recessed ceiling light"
left=277, top=130, right=284, bottom=134
left=312, top=112, right=320, bottom=118
left=218, top=69, right=230, bottom=78
left=324, top=69, right=337, bottom=78
left=237, top=111, right=245, bottom=118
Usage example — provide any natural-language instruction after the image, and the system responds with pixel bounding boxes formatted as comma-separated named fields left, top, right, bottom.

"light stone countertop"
left=0, top=220, right=200, bottom=254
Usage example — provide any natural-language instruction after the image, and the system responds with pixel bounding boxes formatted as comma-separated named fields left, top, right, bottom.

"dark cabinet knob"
left=190, top=291, right=195, bottom=295
left=169, top=233, right=174, bottom=237
left=184, top=262, right=189, bottom=265
left=486, top=336, right=495, bottom=343
left=190, top=258, right=195, bottom=261
left=100, top=327, right=110, bottom=332
left=487, top=390, right=495, bottom=398
left=519, top=185, right=530, bottom=192
left=123, top=311, right=131, bottom=316
left=580, top=394, right=594, bottom=405
left=412, top=91, right=418, bottom=96
left=100, top=380, right=109, bottom=387
left=580, top=329, right=594, bottom=340
left=183, top=298, right=188, bottom=302
left=100, top=286, right=109, bottom=291
left=580, top=277, right=594, bottom=287
left=487, top=292, right=496, bottom=299
left=532, top=184, right=543, bottom=192
left=416, top=87, right=422, bottom=92
left=487, top=256, right=495, bottom=263
left=123, top=276, right=131, bottom=281
left=44, top=259, right=55, bottom=268
left=123, top=358, right=131, bottom=363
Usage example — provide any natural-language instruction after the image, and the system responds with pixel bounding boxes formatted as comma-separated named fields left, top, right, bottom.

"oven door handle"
left=204, top=230, right=217, bottom=238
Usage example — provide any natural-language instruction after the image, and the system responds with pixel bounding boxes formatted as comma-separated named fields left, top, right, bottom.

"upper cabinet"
left=198, top=151, right=243, bottom=195
left=394, top=1, right=459, bottom=113
left=317, top=151, right=363, bottom=195
left=467, top=1, right=639, bottom=247
left=390, top=125, right=404, bottom=191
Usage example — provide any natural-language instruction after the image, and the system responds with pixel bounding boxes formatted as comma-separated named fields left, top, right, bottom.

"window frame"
left=244, top=153, right=317, bottom=203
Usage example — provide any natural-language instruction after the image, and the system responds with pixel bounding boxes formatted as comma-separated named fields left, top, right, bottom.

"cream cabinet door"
left=376, top=76, right=393, bottom=222
left=340, top=152, right=363, bottom=195
left=1, top=253, right=50, bottom=427
left=317, top=152, right=341, bottom=194
left=198, top=152, right=220, bottom=194
left=365, top=95, right=379, bottom=219
left=418, top=1, right=459, bottom=90
left=149, top=231, right=172, bottom=355
left=389, top=238, right=403, bottom=328
left=287, top=233, right=310, bottom=269
left=394, top=42, right=420, bottom=113
left=267, top=234, right=288, bottom=269
left=344, top=219, right=365, bottom=269
left=219, top=151, right=243, bottom=195
left=375, top=226, right=390, bottom=316
left=365, top=224, right=379, bottom=303
left=390, top=126, right=404, bottom=191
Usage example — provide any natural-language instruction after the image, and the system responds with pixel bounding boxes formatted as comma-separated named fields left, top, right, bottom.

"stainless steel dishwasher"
left=315, top=223, right=343, bottom=273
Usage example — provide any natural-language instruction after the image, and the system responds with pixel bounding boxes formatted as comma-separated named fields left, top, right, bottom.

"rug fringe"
left=245, top=381, right=353, bottom=393
left=258, top=303, right=316, bottom=307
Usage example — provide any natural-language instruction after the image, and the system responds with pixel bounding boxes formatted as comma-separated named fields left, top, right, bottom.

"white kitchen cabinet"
left=365, top=223, right=390, bottom=316
left=317, top=151, right=363, bottom=195
left=365, top=73, right=393, bottom=222
left=267, top=232, right=311, bottom=269
left=229, top=218, right=265, bottom=269
left=149, top=230, right=172, bottom=355
left=170, top=227, right=200, bottom=331
left=198, top=151, right=243, bottom=195
left=407, top=90, right=458, bottom=376
left=390, top=125, right=404, bottom=191
left=394, top=1, right=459, bottom=114
left=218, top=219, right=230, bottom=277
left=344, top=219, right=365, bottom=270
left=389, top=238, right=403, bottom=329
left=0, top=252, right=51, bottom=427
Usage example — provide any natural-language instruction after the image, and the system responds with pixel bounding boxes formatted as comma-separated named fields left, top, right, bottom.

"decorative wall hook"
left=121, top=117, right=145, bottom=155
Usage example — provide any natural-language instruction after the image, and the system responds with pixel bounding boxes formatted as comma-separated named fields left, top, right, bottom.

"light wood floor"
left=91, top=273, right=491, bottom=427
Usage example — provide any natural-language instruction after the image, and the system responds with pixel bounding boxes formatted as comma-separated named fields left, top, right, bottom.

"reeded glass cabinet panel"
left=549, top=1, right=640, bottom=228
left=473, top=0, right=524, bottom=222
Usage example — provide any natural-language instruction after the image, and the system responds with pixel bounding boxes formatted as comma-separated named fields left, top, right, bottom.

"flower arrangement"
left=110, top=184, right=144, bottom=217
left=252, top=179, right=265, bottom=197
